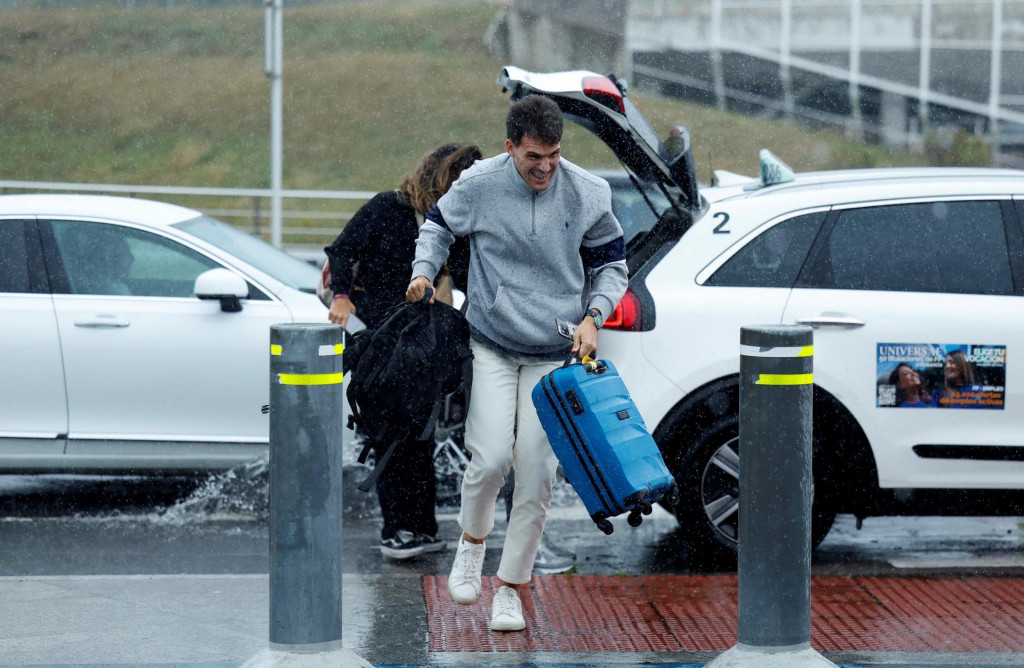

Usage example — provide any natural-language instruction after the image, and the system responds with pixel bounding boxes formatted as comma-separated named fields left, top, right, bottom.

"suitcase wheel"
left=596, top=518, right=614, bottom=535
left=627, top=511, right=643, bottom=528
left=638, top=499, right=653, bottom=516
left=666, top=483, right=681, bottom=507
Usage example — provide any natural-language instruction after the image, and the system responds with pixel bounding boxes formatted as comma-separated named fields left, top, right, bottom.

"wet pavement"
left=0, top=472, right=1023, bottom=667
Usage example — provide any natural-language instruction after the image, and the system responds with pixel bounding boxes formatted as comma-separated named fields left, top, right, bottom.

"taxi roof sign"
left=759, top=149, right=796, bottom=187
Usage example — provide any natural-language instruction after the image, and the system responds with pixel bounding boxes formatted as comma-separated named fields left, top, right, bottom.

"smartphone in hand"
left=556, top=317, right=577, bottom=341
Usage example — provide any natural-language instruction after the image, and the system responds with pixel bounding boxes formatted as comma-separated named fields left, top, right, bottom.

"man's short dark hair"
left=506, top=95, right=564, bottom=146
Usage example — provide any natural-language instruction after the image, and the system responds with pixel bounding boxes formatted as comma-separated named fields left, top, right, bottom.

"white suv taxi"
left=500, top=66, right=1024, bottom=556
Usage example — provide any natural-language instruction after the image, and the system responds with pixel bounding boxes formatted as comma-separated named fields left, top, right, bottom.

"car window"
left=0, top=220, right=31, bottom=294
left=50, top=220, right=221, bottom=297
left=705, top=213, right=825, bottom=288
left=175, top=215, right=320, bottom=292
left=607, top=177, right=671, bottom=245
left=807, top=201, right=1014, bottom=295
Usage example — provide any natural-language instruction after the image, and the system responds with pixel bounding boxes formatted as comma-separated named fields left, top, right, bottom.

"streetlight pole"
left=264, top=0, right=283, bottom=248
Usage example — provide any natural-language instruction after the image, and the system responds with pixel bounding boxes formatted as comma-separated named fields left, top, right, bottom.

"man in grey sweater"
left=406, top=95, right=627, bottom=632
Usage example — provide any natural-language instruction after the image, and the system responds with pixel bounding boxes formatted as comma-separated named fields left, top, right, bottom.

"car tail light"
left=582, top=75, right=625, bottom=114
left=603, top=288, right=642, bottom=331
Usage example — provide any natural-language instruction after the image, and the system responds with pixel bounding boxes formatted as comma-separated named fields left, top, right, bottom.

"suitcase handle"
left=563, top=355, right=608, bottom=375
left=556, top=318, right=607, bottom=373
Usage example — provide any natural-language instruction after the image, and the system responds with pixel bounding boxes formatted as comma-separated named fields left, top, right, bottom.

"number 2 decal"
left=713, top=211, right=731, bottom=234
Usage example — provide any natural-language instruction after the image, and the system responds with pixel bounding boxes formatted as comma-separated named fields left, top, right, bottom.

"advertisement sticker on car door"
left=876, top=343, right=1006, bottom=409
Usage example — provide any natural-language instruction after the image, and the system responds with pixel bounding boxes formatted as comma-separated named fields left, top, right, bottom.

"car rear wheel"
left=673, top=416, right=836, bottom=557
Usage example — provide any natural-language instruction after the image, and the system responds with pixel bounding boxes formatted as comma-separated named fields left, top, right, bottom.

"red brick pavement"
left=423, top=574, right=1024, bottom=653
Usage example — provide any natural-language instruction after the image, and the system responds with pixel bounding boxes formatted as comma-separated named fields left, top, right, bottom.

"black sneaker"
left=380, top=530, right=426, bottom=560
left=416, top=534, right=448, bottom=554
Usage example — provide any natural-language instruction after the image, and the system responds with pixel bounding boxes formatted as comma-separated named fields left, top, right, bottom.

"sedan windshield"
left=175, top=215, right=319, bottom=292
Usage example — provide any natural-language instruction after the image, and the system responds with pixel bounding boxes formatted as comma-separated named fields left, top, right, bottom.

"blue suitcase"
left=532, top=358, right=679, bottom=534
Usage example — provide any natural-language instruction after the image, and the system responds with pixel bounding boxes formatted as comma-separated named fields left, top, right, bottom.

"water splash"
left=156, top=457, right=269, bottom=524
left=150, top=423, right=578, bottom=526
left=152, top=424, right=370, bottom=525
left=154, top=454, right=382, bottom=524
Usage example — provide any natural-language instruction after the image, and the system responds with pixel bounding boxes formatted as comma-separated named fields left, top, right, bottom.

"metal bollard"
left=240, top=323, right=372, bottom=668
left=738, top=324, right=814, bottom=646
left=705, top=325, right=836, bottom=668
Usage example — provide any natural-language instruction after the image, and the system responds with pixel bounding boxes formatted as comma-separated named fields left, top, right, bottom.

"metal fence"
left=0, top=180, right=375, bottom=262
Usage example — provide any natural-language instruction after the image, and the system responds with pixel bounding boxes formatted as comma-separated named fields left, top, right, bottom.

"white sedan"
left=0, top=194, right=328, bottom=472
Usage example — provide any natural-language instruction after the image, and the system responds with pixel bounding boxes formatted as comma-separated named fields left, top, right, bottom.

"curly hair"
left=398, top=142, right=483, bottom=215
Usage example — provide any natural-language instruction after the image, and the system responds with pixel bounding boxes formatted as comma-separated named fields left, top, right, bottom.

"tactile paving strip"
left=423, top=575, right=1024, bottom=653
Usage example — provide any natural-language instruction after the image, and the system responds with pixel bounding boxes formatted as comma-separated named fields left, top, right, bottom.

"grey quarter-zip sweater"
left=411, top=152, right=628, bottom=357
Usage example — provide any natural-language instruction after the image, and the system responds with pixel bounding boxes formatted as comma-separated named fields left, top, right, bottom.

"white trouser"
left=458, top=338, right=561, bottom=585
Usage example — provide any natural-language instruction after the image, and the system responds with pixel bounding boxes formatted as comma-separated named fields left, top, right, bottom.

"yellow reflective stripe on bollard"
left=270, top=344, right=283, bottom=356
left=277, top=372, right=344, bottom=385
left=756, top=373, right=813, bottom=386
left=318, top=343, right=344, bottom=356
left=740, top=345, right=813, bottom=358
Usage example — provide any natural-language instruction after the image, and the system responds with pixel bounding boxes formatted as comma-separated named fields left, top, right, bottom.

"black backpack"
left=344, top=289, right=473, bottom=491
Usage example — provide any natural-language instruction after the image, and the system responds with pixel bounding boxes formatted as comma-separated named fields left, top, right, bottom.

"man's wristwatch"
left=585, top=307, right=604, bottom=329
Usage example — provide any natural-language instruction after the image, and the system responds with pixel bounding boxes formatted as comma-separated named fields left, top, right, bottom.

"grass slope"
left=1, top=2, right=945, bottom=245
left=1, top=2, right=935, bottom=188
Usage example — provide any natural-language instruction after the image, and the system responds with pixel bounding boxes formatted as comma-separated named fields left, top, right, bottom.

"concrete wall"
left=502, top=0, right=629, bottom=77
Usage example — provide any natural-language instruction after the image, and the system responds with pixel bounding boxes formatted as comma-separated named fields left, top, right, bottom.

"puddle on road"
left=0, top=465, right=272, bottom=524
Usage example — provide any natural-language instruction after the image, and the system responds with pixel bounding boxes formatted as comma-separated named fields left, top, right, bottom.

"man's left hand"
left=573, top=315, right=599, bottom=360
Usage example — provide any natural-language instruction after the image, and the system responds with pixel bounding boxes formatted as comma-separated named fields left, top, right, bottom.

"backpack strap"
left=416, top=384, right=445, bottom=442
left=357, top=436, right=404, bottom=492
left=356, top=438, right=374, bottom=465
left=346, top=373, right=366, bottom=435
left=357, top=388, right=441, bottom=492
left=347, top=372, right=389, bottom=452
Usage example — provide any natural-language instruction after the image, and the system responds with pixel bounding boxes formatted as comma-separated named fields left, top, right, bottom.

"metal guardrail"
left=0, top=180, right=376, bottom=260
left=626, top=0, right=1024, bottom=165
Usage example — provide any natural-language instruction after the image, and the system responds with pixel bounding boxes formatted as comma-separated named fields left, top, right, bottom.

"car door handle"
left=795, top=315, right=865, bottom=329
left=74, top=316, right=131, bottom=328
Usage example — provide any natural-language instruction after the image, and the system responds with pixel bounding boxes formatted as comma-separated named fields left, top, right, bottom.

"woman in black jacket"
left=324, top=142, right=481, bottom=559
left=325, top=144, right=478, bottom=329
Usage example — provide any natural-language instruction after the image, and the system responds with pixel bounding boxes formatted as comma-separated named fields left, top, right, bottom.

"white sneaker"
left=448, top=536, right=485, bottom=604
left=490, top=585, right=526, bottom=631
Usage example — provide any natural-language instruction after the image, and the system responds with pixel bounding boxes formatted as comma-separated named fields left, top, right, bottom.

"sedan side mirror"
left=194, top=268, right=248, bottom=313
